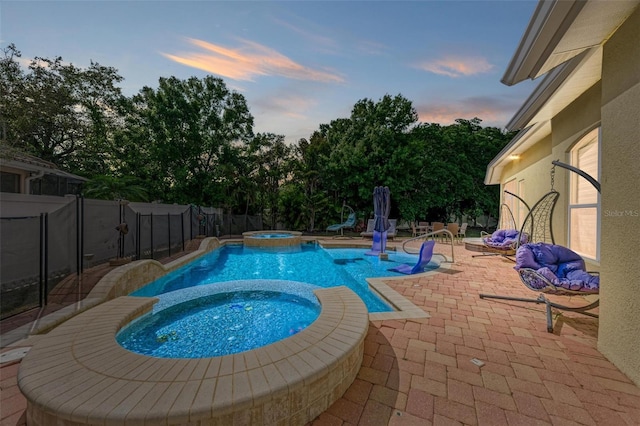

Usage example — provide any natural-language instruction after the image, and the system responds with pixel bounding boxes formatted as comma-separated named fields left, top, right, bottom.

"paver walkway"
left=2, top=239, right=640, bottom=425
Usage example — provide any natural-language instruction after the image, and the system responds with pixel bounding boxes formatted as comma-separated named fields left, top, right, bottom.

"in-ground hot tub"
left=243, top=230, right=302, bottom=247
left=117, top=280, right=322, bottom=358
left=18, top=281, right=368, bottom=426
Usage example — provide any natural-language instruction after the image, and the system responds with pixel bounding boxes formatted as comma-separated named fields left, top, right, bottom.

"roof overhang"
left=486, top=0, right=639, bottom=185
left=0, top=158, right=88, bottom=181
left=484, top=121, right=551, bottom=185
left=502, top=0, right=639, bottom=86
left=485, top=47, right=600, bottom=185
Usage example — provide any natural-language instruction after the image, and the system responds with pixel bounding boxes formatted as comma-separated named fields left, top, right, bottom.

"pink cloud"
left=163, top=38, right=344, bottom=83
left=415, top=55, right=494, bottom=78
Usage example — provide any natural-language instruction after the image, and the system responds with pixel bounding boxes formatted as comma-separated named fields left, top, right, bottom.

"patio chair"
left=480, top=242, right=599, bottom=332
left=389, top=240, right=436, bottom=274
left=430, top=222, right=444, bottom=240
left=411, top=221, right=429, bottom=237
left=472, top=193, right=532, bottom=259
left=457, top=223, right=468, bottom=241
left=482, top=228, right=528, bottom=254
left=479, top=186, right=594, bottom=332
left=327, top=204, right=356, bottom=237
left=445, top=223, right=459, bottom=243
left=361, top=218, right=397, bottom=239
left=360, top=219, right=375, bottom=238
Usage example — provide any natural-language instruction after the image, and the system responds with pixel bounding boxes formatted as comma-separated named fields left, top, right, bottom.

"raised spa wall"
left=242, top=230, right=303, bottom=247
left=19, top=286, right=369, bottom=425
left=18, top=237, right=372, bottom=425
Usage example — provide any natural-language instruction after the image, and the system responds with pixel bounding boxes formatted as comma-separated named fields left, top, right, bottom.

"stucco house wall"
left=598, top=4, right=640, bottom=387
left=499, top=83, right=601, bottom=268
left=549, top=83, right=602, bottom=265
left=492, top=1, right=640, bottom=386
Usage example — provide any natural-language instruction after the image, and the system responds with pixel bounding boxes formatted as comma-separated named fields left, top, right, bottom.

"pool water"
left=132, top=244, right=433, bottom=312
left=118, top=284, right=321, bottom=358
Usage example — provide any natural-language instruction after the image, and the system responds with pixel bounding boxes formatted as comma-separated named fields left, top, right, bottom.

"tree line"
left=1, top=44, right=514, bottom=231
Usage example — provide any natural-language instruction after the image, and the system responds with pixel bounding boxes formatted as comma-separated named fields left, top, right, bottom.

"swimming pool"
left=132, top=244, right=434, bottom=312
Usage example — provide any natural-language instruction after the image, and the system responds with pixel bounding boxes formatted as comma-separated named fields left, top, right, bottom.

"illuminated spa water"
left=118, top=280, right=321, bottom=357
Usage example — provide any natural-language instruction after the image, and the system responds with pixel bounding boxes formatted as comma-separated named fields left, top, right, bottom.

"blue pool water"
left=118, top=281, right=321, bottom=358
left=132, top=244, right=434, bottom=312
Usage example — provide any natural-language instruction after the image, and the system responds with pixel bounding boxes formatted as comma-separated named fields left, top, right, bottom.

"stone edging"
left=19, top=286, right=368, bottom=425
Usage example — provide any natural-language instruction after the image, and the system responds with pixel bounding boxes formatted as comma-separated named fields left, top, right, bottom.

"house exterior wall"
left=549, top=83, right=601, bottom=258
left=0, top=165, right=29, bottom=193
left=499, top=5, right=640, bottom=386
left=598, top=5, right=640, bottom=386
left=500, top=136, right=554, bottom=231
left=499, top=83, right=601, bottom=270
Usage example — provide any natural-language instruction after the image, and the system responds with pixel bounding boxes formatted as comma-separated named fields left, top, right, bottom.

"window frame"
left=567, top=127, right=601, bottom=261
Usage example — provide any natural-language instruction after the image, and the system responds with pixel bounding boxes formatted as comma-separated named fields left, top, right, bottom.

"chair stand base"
left=479, top=293, right=599, bottom=333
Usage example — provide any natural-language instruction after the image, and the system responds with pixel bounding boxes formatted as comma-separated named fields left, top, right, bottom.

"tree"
left=250, top=133, right=294, bottom=229
left=0, top=44, right=126, bottom=174
left=321, top=94, right=421, bottom=218
left=117, top=76, right=254, bottom=205
left=83, top=175, right=149, bottom=201
left=288, top=133, right=331, bottom=231
left=409, top=118, right=511, bottom=222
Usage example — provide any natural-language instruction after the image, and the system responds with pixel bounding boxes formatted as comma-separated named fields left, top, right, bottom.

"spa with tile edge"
left=18, top=286, right=368, bottom=426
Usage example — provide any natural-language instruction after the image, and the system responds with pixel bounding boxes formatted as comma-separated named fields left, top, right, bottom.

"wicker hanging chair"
left=479, top=163, right=600, bottom=332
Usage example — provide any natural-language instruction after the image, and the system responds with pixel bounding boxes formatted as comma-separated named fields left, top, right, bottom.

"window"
left=569, top=127, right=600, bottom=260
left=0, top=172, right=20, bottom=193
left=503, top=179, right=525, bottom=230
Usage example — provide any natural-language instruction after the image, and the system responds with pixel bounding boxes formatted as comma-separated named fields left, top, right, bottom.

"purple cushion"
left=515, top=246, right=540, bottom=269
left=483, top=229, right=525, bottom=249
left=515, top=243, right=599, bottom=293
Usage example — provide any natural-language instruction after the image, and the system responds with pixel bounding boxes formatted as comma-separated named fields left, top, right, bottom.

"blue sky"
left=1, top=1, right=538, bottom=143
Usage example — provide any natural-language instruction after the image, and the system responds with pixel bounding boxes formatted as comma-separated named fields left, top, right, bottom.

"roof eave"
left=501, top=0, right=586, bottom=86
left=484, top=126, right=533, bottom=185
left=505, top=51, right=587, bottom=131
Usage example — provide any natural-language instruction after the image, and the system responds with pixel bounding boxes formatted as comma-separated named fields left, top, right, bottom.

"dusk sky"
left=1, top=1, right=539, bottom=144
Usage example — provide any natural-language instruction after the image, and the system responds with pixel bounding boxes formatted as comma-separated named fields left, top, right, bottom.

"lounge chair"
left=360, top=219, right=375, bottom=238
left=327, top=206, right=356, bottom=237
left=361, top=219, right=397, bottom=239
left=389, top=241, right=436, bottom=274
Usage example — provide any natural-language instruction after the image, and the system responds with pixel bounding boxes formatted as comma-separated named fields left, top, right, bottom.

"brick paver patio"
left=2, top=239, right=639, bottom=425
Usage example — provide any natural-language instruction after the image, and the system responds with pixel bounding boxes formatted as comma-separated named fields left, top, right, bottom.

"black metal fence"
left=0, top=198, right=263, bottom=320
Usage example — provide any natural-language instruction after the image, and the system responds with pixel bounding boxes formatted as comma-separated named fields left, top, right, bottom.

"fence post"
left=189, top=205, right=193, bottom=240
left=150, top=213, right=154, bottom=260
left=136, top=212, right=140, bottom=260
left=80, top=196, right=84, bottom=273
left=76, top=195, right=80, bottom=276
left=181, top=212, right=185, bottom=252
left=44, top=212, right=49, bottom=305
left=167, top=212, right=171, bottom=257
left=39, top=213, right=44, bottom=307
